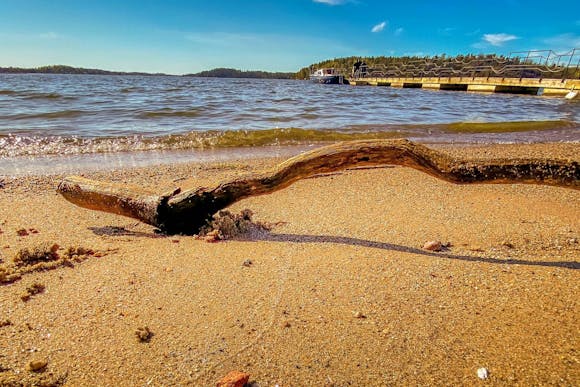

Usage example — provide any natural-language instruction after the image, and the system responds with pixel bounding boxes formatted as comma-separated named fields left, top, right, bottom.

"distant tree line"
left=0, top=65, right=295, bottom=79
left=184, top=68, right=295, bottom=79
left=0, top=65, right=166, bottom=76
left=2, top=56, right=577, bottom=79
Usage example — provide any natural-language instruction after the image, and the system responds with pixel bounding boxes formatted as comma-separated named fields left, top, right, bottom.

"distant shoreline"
left=0, top=65, right=296, bottom=79
left=0, top=65, right=167, bottom=77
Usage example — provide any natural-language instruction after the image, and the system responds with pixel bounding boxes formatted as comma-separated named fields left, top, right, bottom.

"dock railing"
left=350, top=49, right=580, bottom=80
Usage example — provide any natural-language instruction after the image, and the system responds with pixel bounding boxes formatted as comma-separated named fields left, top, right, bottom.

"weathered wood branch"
left=58, top=139, right=579, bottom=234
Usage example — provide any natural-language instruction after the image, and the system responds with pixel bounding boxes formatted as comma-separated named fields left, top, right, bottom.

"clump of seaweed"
left=0, top=369, right=67, bottom=386
left=135, top=326, right=153, bottom=342
left=13, top=243, right=59, bottom=268
left=62, top=246, right=95, bottom=262
left=197, top=209, right=270, bottom=242
left=21, top=282, right=45, bottom=302
left=0, top=267, right=21, bottom=284
left=0, top=243, right=109, bottom=285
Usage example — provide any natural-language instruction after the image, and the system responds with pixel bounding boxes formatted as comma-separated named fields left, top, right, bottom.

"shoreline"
left=0, top=142, right=578, bottom=385
left=1, top=140, right=579, bottom=177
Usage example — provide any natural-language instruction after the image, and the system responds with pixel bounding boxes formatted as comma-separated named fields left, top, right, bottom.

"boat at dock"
left=310, top=68, right=345, bottom=84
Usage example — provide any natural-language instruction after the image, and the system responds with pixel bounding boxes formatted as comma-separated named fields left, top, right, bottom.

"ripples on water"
left=0, top=74, right=579, bottom=159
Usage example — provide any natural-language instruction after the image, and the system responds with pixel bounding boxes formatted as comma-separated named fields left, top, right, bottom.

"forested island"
left=0, top=65, right=294, bottom=79
left=0, top=65, right=167, bottom=76
left=184, top=68, right=295, bottom=79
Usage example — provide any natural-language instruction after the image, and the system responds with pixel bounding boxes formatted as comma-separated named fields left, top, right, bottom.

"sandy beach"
left=0, top=142, right=578, bottom=386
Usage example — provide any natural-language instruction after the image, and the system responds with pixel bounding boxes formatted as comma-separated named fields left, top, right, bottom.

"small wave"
left=436, top=120, right=576, bottom=133
left=136, top=108, right=202, bottom=118
left=0, top=128, right=408, bottom=157
left=2, top=121, right=578, bottom=158
left=22, top=92, right=73, bottom=100
left=1, top=110, right=86, bottom=121
left=274, top=97, right=295, bottom=103
left=0, top=90, right=74, bottom=100
left=266, top=116, right=294, bottom=123
left=120, top=87, right=144, bottom=93
left=298, top=113, right=321, bottom=120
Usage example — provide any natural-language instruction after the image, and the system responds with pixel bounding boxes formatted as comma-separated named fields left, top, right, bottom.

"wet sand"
left=0, top=143, right=578, bottom=386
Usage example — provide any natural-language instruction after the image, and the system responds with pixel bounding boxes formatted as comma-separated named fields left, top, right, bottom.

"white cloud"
left=394, top=27, right=404, bottom=36
left=372, top=21, right=387, bottom=33
left=482, top=33, right=518, bottom=46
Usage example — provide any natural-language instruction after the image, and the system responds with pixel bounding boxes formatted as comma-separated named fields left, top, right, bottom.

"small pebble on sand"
left=27, top=359, right=47, bottom=372
left=423, top=240, right=442, bottom=251
left=501, top=241, right=514, bottom=248
left=477, top=367, right=489, bottom=379
left=216, top=370, right=250, bottom=387
left=16, top=229, right=29, bottom=237
left=242, top=259, right=253, bottom=267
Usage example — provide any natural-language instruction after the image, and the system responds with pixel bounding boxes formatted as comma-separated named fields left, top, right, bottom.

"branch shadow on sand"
left=89, top=226, right=165, bottom=239
left=86, top=224, right=578, bottom=270
left=249, top=232, right=579, bottom=270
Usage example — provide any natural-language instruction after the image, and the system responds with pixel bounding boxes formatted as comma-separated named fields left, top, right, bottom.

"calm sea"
left=0, top=74, right=579, bottom=174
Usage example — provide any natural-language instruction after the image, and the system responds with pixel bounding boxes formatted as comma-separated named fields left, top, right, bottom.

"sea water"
left=1, top=74, right=578, bottom=175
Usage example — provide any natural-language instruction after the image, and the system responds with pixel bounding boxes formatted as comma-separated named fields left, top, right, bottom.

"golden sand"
left=0, top=143, right=578, bottom=386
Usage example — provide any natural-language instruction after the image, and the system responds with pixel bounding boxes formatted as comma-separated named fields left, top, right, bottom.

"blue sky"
left=1, top=0, right=578, bottom=74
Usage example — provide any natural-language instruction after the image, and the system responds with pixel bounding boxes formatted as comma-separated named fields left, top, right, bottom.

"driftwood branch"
left=58, top=139, right=579, bottom=234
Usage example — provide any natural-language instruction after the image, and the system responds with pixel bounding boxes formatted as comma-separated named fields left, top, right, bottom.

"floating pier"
left=347, top=76, right=580, bottom=98
left=343, top=49, right=580, bottom=98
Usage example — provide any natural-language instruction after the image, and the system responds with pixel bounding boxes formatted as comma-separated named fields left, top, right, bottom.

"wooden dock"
left=347, top=76, right=580, bottom=97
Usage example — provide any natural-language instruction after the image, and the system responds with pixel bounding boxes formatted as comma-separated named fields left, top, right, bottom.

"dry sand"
left=0, top=143, right=578, bottom=386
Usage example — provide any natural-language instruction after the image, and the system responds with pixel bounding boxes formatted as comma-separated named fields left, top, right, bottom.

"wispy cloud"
left=542, top=33, right=580, bottom=50
left=184, top=30, right=359, bottom=56
left=0, top=31, right=64, bottom=40
left=466, top=28, right=481, bottom=37
left=38, top=32, right=63, bottom=40
left=394, top=27, right=404, bottom=36
left=482, top=33, right=518, bottom=46
left=438, top=27, right=455, bottom=36
left=313, top=0, right=347, bottom=5
left=181, top=30, right=364, bottom=72
left=371, top=21, right=387, bottom=33
left=185, top=32, right=262, bottom=46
